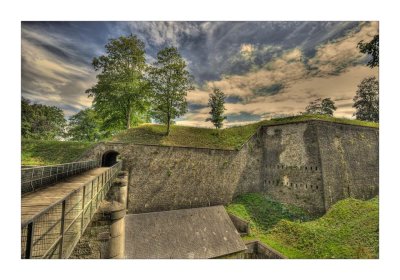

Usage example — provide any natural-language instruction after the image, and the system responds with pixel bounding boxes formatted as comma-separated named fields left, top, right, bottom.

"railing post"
left=81, top=185, right=86, bottom=235
left=30, top=168, right=34, bottom=192
left=25, top=222, right=34, bottom=259
left=40, top=167, right=45, bottom=187
left=58, top=200, right=66, bottom=258
left=90, top=180, right=94, bottom=219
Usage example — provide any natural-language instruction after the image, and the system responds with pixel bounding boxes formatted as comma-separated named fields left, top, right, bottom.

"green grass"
left=111, top=115, right=378, bottom=150
left=21, top=115, right=379, bottom=164
left=22, top=139, right=95, bottom=166
left=111, top=122, right=260, bottom=150
left=225, top=193, right=379, bottom=259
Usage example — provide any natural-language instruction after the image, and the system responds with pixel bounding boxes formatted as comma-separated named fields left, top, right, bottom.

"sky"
left=21, top=21, right=379, bottom=127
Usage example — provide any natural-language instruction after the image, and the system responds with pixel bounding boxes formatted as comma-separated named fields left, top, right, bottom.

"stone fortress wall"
left=80, top=120, right=379, bottom=214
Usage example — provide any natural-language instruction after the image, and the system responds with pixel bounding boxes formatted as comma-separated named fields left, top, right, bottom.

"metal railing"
left=21, top=159, right=100, bottom=195
left=21, top=161, right=122, bottom=259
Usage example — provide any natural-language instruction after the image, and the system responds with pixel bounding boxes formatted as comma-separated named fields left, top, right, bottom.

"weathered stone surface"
left=80, top=120, right=378, bottom=214
left=261, top=122, right=326, bottom=213
left=221, top=240, right=286, bottom=259
left=80, top=134, right=263, bottom=214
left=316, top=122, right=379, bottom=209
left=261, top=121, right=378, bottom=213
left=70, top=171, right=128, bottom=259
left=124, top=206, right=246, bottom=259
left=228, top=213, right=249, bottom=236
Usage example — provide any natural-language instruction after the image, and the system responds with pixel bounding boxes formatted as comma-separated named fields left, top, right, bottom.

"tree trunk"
left=127, top=107, right=131, bottom=129
left=166, top=114, right=170, bottom=136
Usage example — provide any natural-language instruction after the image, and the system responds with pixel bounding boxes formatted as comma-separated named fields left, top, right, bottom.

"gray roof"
left=124, top=206, right=246, bottom=259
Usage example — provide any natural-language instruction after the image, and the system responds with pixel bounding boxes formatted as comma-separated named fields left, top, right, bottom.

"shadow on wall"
left=102, top=150, right=120, bottom=167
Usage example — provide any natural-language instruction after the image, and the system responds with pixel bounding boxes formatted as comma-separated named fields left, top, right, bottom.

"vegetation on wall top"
left=21, top=140, right=95, bottom=166
left=21, top=114, right=379, bottom=165
left=111, top=114, right=379, bottom=150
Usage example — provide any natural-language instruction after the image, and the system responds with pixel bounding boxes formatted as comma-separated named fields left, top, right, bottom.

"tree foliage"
left=358, top=35, right=379, bottom=68
left=206, top=87, right=227, bottom=129
left=21, top=97, right=66, bottom=140
left=67, top=108, right=109, bottom=141
left=353, top=76, right=379, bottom=122
left=305, top=98, right=337, bottom=116
left=149, top=47, right=194, bottom=135
left=86, top=35, right=151, bottom=130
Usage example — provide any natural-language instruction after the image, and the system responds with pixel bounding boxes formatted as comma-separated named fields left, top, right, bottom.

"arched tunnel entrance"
left=101, top=150, right=120, bottom=167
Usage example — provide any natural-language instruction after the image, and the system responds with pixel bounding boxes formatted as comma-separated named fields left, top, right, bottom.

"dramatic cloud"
left=21, top=21, right=379, bottom=125
left=21, top=23, right=99, bottom=117
left=308, top=21, right=379, bottom=76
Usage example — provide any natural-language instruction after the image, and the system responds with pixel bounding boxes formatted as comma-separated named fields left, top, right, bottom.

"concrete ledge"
left=228, top=213, right=249, bottom=236
left=245, top=240, right=286, bottom=259
left=110, top=208, right=126, bottom=220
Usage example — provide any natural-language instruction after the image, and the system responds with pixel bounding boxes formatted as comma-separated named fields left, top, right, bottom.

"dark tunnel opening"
left=101, top=150, right=120, bottom=167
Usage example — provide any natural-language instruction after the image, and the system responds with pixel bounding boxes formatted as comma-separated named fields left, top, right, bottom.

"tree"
left=67, top=108, right=108, bottom=141
left=21, top=97, right=66, bottom=140
left=149, top=47, right=194, bottom=135
left=206, top=88, right=227, bottom=129
left=353, top=76, right=379, bottom=122
left=21, top=97, right=33, bottom=138
left=86, top=35, right=151, bottom=131
left=358, top=34, right=379, bottom=68
left=305, top=97, right=337, bottom=116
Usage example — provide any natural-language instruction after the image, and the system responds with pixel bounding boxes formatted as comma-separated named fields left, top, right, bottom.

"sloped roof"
left=124, top=206, right=246, bottom=259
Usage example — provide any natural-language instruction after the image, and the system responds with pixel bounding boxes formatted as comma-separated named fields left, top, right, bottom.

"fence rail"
left=21, top=161, right=122, bottom=259
left=21, top=160, right=100, bottom=195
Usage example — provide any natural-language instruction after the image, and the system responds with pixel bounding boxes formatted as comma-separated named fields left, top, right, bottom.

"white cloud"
left=202, top=47, right=307, bottom=100
left=22, top=21, right=379, bottom=125
left=309, top=21, right=378, bottom=75
left=181, top=64, right=378, bottom=127
left=182, top=21, right=379, bottom=127
left=22, top=27, right=96, bottom=117
left=186, top=88, right=209, bottom=105
left=127, top=22, right=202, bottom=47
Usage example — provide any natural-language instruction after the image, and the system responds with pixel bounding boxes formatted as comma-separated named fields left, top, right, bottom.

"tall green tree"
left=305, top=97, right=337, bottom=116
left=67, top=108, right=108, bottom=141
left=353, top=76, right=379, bottom=122
left=86, top=35, right=151, bottom=130
left=358, top=35, right=379, bottom=68
left=21, top=97, right=66, bottom=140
left=206, top=87, right=227, bottom=129
left=149, top=47, right=194, bottom=135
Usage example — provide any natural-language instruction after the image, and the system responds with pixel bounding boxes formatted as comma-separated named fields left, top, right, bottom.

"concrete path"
left=21, top=167, right=109, bottom=225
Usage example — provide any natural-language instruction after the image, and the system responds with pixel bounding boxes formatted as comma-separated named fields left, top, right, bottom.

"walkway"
left=21, top=162, right=122, bottom=259
left=21, top=167, right=108, bottom=226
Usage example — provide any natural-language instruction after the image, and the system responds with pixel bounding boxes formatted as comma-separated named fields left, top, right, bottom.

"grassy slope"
left=21, top=140, right=95, bottom=166
left=21, top=115, right=379, bottom=164
left=111, top=122, right=259, bottom=150
left=112, top=115, right=379, bottom=150
left=226, top=193, right=379, bottom=259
